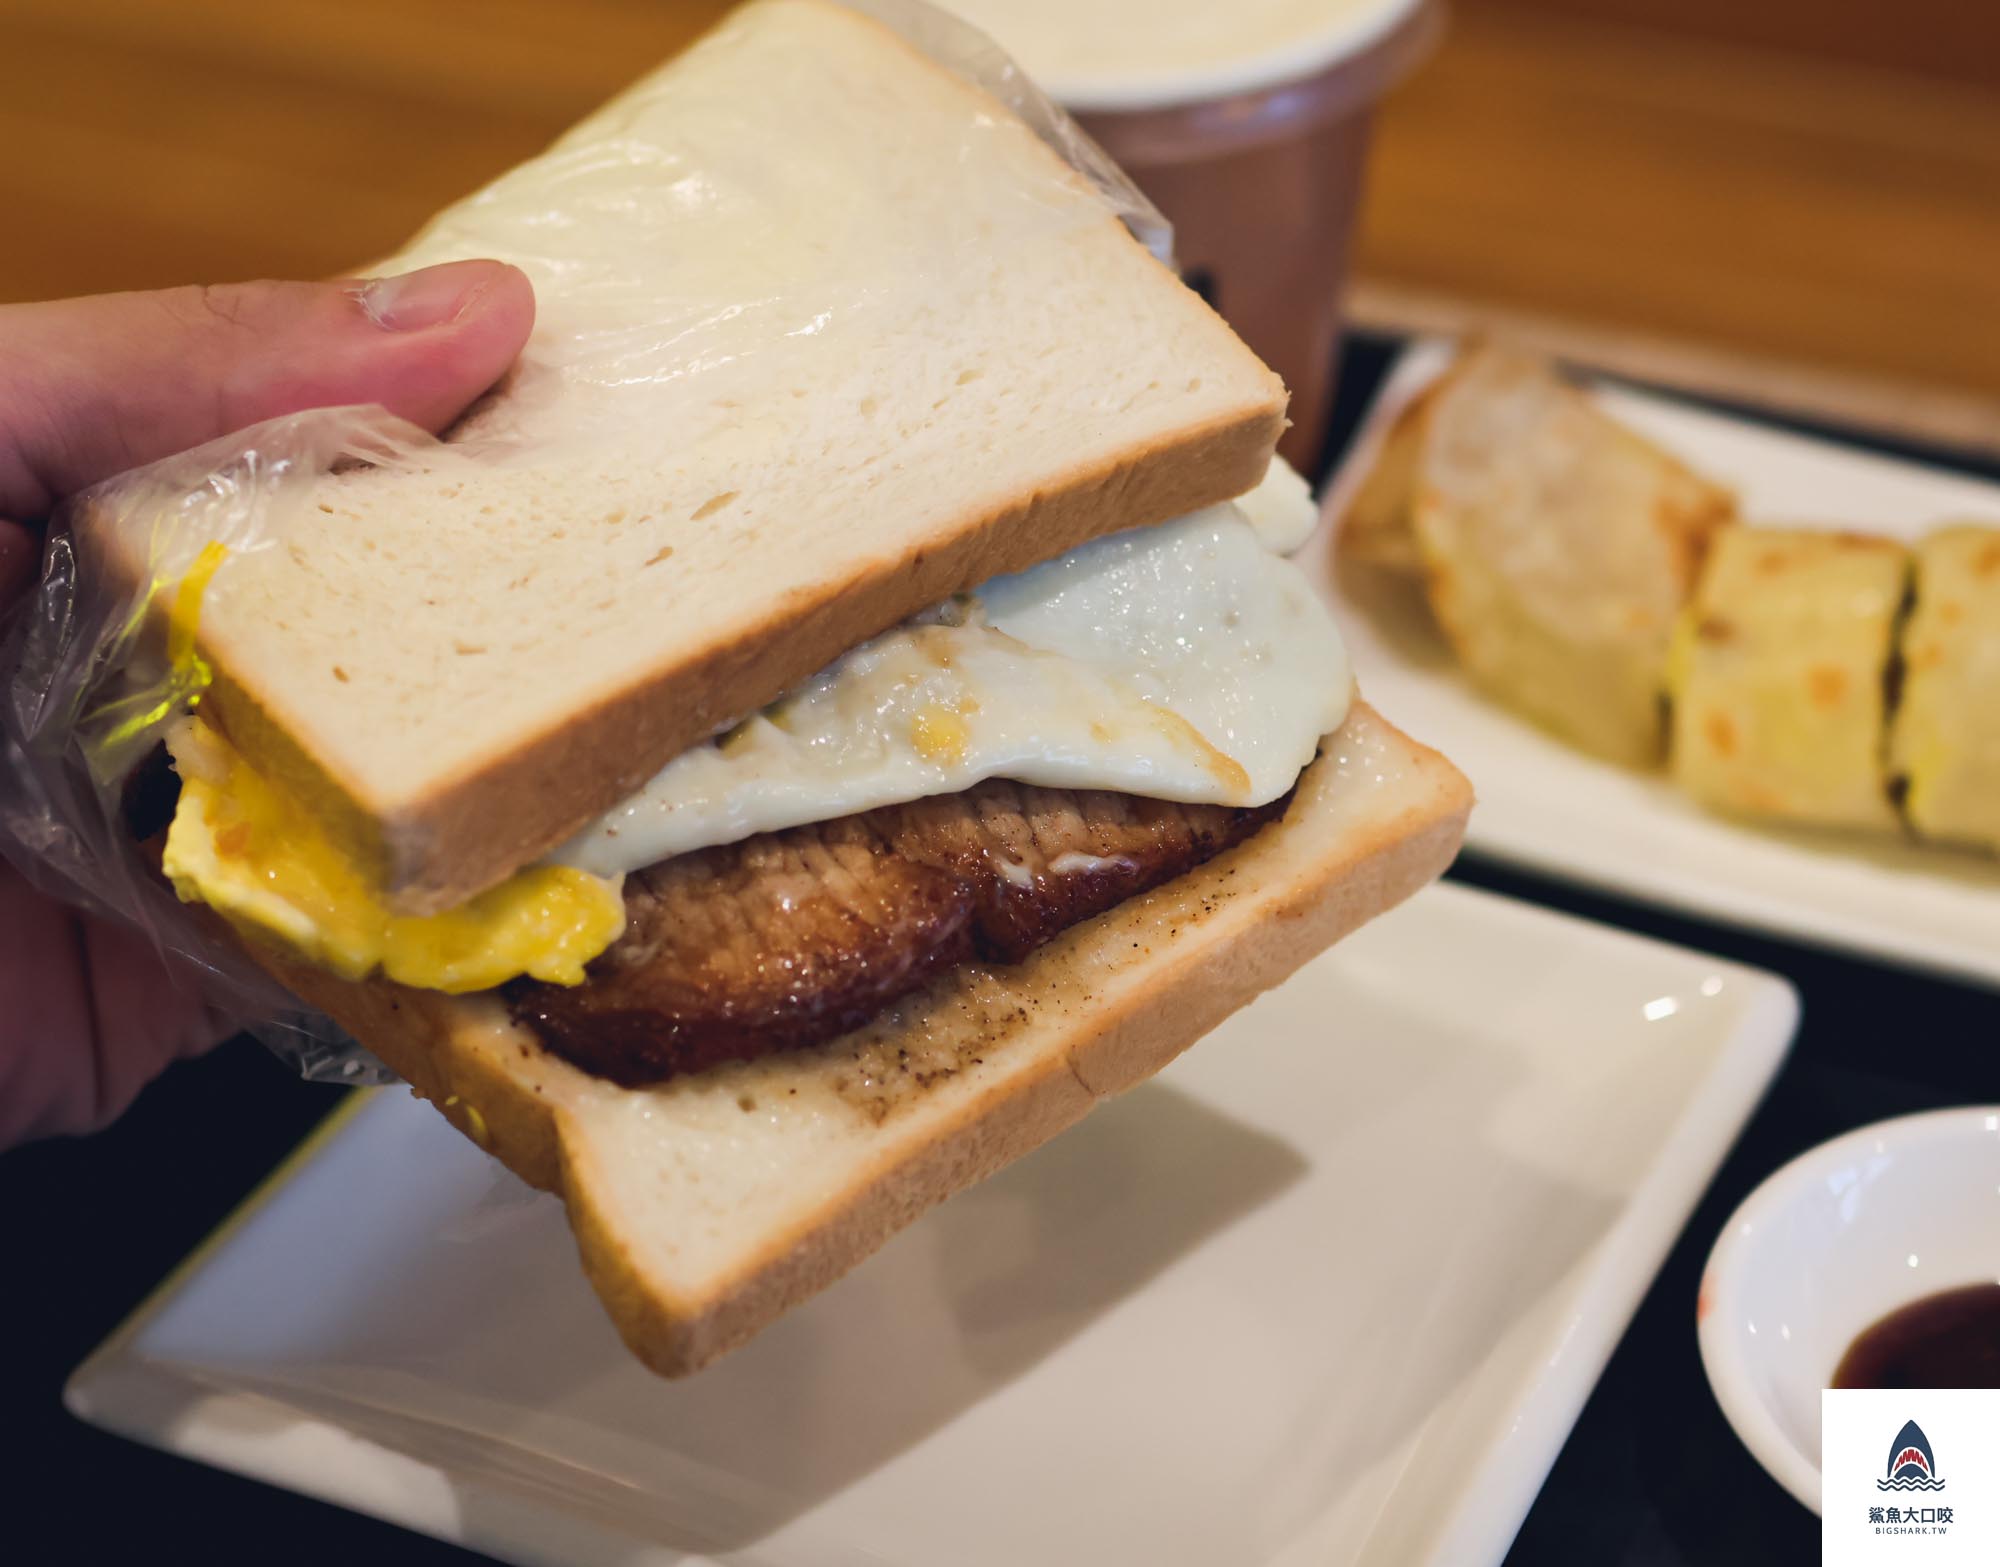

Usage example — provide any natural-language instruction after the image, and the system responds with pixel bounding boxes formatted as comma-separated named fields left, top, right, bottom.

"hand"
left=0, top=261, right=535, bottom=1148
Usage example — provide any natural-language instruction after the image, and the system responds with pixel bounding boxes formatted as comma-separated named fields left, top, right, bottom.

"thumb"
left=0, top=259, right=535, bottom=525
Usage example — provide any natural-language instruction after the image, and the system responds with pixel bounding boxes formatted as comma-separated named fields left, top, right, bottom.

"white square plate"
left=69, top=884, right=1795, bottom=1567
left=1313, top=338, right=2000, bottom=988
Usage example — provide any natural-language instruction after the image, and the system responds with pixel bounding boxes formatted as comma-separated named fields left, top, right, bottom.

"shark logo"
left=1878, top=1420, right=1947, bottom=1492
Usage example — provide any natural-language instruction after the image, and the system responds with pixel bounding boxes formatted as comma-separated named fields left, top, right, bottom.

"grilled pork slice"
left=509, top=781, right=1287, bottom=1084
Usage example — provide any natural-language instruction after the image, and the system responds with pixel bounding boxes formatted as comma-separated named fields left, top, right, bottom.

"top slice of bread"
left=104, top=0, right=1285, bottom=913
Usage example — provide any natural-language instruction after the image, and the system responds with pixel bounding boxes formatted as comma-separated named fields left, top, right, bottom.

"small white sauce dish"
left=1697, top=1106, right=2000, bottom=1513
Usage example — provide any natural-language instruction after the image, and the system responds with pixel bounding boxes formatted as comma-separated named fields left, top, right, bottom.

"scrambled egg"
left=163, top=720, right=625, bottom=993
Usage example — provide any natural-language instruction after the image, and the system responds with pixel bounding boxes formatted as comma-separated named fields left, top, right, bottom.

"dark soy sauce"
left=1832, top=1283, right=2000, bottom=1390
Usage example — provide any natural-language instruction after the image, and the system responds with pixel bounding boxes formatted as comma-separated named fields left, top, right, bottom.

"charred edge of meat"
left=506, top=782, right=1292, bottom=1088
left=513, top=850, right=980, bottom=1088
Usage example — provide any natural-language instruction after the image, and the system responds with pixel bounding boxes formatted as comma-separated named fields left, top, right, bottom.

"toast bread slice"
left=252, top=700, right=1470, bottom=1375
left=89, top=0, right=1285, bottom=913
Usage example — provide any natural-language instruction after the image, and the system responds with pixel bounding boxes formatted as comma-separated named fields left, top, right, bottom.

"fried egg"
left=557, top=470, right=1349, bottom=876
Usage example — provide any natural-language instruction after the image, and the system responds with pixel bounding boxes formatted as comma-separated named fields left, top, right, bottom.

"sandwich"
left=1889, top=524, right=2000, bottom=852
left=80, top=0, right=1471, bottom=1375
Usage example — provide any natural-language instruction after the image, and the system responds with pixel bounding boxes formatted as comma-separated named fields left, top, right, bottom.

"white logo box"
left=1824, top=1389, right=2000, bottom=1563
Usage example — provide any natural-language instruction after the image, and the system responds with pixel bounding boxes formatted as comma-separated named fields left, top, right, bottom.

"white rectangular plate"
left=1313, top=338, right=2000, bottom=987
left=69, top=884, right=1794, bottom=1567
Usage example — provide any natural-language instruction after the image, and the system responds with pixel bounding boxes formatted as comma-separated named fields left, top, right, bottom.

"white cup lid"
left=938, top=0, right=1429, bottom=111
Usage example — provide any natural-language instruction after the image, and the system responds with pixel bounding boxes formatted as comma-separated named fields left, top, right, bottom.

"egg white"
left=554, top=463, right=1349, bottom=877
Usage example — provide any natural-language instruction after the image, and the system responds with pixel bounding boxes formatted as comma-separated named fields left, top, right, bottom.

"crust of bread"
left=366, top=405, right=1285, bottom=913
left=249, top=699, right=1469, bottom=1375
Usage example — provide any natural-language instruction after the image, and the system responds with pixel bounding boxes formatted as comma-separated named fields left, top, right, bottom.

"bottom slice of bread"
left=257, top=699, right=1471, bottom=1376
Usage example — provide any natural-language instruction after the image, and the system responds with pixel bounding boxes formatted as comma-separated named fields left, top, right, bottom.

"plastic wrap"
left=0, top=0, right=1172, bottom=1084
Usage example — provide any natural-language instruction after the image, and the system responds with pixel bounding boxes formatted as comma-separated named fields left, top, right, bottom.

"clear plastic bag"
left=0, top=412, right=435, bottom=1083
left=0, top=0, right=1171, bottom=1084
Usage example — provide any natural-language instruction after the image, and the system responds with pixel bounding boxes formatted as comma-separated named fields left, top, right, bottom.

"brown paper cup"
left=1076, top=1, right=1442, bottom=471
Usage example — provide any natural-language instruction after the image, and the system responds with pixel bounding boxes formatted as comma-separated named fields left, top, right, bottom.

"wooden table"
left=7, top=0, right=2000, bottom=449
left=1351, top=0, right=2000, bottom=453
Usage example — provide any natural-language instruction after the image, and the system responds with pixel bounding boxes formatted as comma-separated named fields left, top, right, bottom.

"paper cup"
left=1065, top=0, right=1442, bottom=470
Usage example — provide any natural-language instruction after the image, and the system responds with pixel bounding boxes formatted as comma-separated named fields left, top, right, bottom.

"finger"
left=0, top=259, right=535, bottom=520
left=0, top=860, right=223, bottom=1147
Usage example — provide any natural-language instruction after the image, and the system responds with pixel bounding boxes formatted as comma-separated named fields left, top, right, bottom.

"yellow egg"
left=162, top=720, right=625, bottom=993
left=909, top=702, right=971, bottom=766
